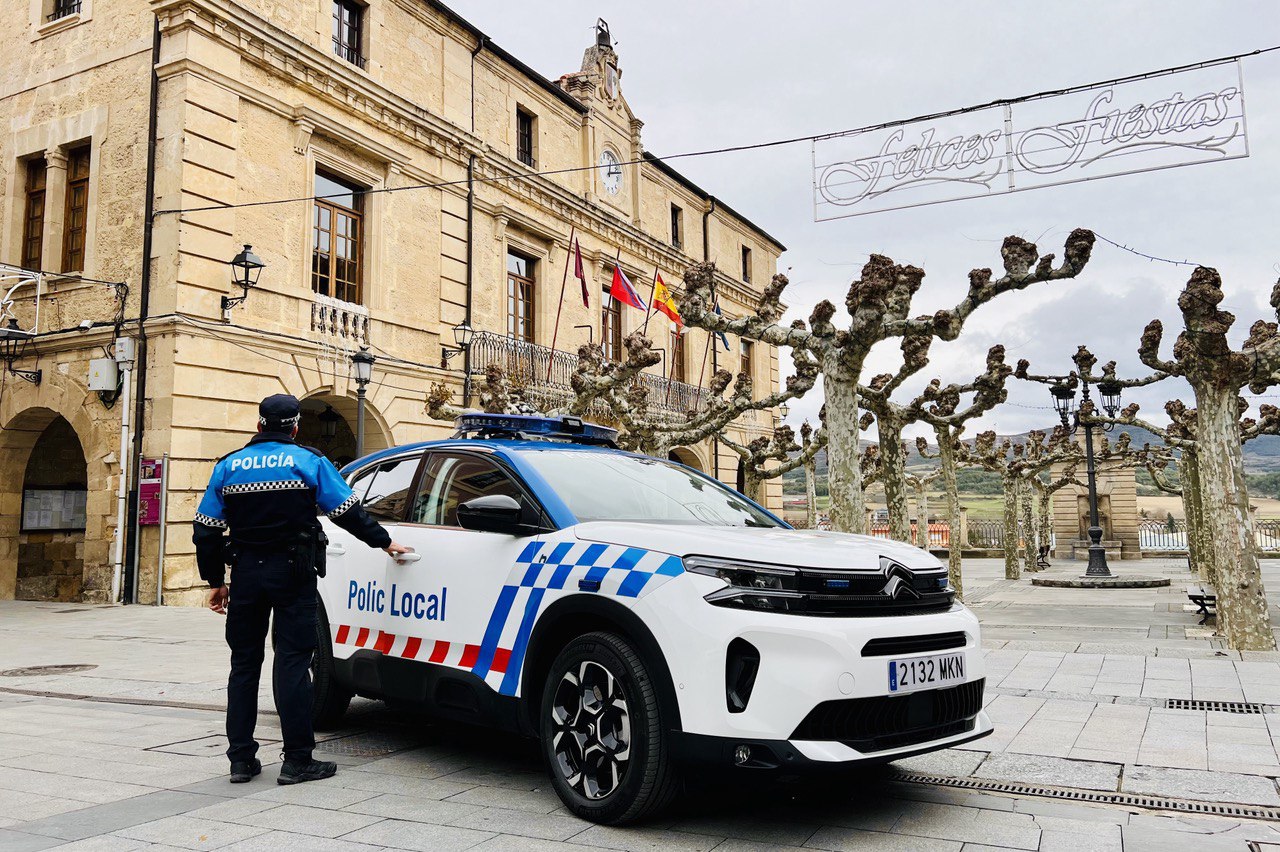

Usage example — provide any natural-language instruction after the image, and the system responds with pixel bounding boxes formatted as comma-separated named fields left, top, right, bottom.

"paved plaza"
left=4, top=558, right=1280, bottom=850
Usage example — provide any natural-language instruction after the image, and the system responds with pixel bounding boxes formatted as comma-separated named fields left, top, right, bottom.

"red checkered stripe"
left=331, top=623, right=514, bottom=674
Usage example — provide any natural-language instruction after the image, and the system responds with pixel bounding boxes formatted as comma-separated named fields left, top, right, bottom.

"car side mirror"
left=457, top=494, right=525, bottom=535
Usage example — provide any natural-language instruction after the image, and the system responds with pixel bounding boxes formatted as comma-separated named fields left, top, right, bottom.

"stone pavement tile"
left=891, top=748, right=987, bottom=777
left=1090, top=682, right=1141, bottom=698
left=697, top=841, right=809, bottom=852
left=0, top=787, right=97, bottom=821
left=342, top=792, right=484, bottom=825
left=180, top=798, right=280, bottom=822
left=1068, top=747, right=1138, bottom=764
left=246, top=782, right=380, bottom=810
left=563, top=825, right=721, bottom=852
left=0, top=829, right=63, bottom=851
left=469, top=836, right=585, bottom=852
left=1034, top=699, right=1095, bottom=723
left=1009, top=797, right=1129, bottom=824
left=336, top=818, right=495, bottom=852
left=11, top=791, right=226, bottom=843
left=1145, top=709, right=1205, bottom=731
left=443, top=785, right=563, bottom=814
left=445, top=805, right=588, bottom=842
left=884, top=785, right=1016, bottom=813
left=648, top=813, right=816, bottom=846
left=229, top=803, right=384, bottom=838
left=1006, top=717, right=1087, bottom=758
left=0, top=753, right=218, bottom=790
left=345, top=754, right=474, bottom=781
left=1119, top=824, right=1239, bottom=852
left=1133, top=748, right=1208, bottom=770
left=113, top=815, right=269, bottom=850
left=435, top=766, right=553, bottom=792
left=788, top=796, right=903, bottom=832
left=802, top=825, right=962, bottom=851
left=1189, top=687, right=1247, bottom=701
left=0, top=766, right=159, bottom=805
left=1122, top=764, right=1280, bottom=805
left=974, top=753, right=1120, bottom=791
left=218, top=830, right=387, bottom=852
left=1043, top=674, right=1097, bottom=694
left=1038, top=826, right=1122, bottom=852
left=37, top=835, right=156, bottom=850
left=328, top=770, right=476, bottom=800
left=889, top=802, right=1039, bottom=850
left=1139, top=681, right=1190, bottom=700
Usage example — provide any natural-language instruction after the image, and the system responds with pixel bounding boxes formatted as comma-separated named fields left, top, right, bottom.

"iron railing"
left=467, top=331, right=709, bottom=415
left=1137, top=517, right=1280, bottom=552
left=967, top=520, right=1005, bottom=549
left=48, top=0, right=81, bottom=21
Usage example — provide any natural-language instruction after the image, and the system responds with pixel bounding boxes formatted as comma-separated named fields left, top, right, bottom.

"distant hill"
left=779, top=424, right=1280, bottom=496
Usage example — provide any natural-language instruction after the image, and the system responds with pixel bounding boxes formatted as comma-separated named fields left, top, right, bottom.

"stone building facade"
left=1050, top=452, right=1141, bottom=561
left=0, top=1, right=786, bottom=604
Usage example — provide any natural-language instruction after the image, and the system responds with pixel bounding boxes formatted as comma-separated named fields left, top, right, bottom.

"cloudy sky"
left=453, top=1, right=1280, bottom=440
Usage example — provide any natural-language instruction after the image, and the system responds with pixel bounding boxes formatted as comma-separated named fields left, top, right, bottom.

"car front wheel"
left=540, top=631, right=680, bottom=824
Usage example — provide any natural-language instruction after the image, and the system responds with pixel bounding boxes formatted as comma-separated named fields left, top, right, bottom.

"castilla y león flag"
left=609, top=265, right=648, bottom=311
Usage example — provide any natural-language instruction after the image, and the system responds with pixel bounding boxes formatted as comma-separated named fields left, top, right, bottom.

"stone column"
left=41, top=147, right=68, bottom=270
left=958, top=506, right=969, bottom=550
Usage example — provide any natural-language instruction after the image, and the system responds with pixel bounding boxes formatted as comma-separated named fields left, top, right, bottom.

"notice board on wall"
left=21, top=490, right=88, bottom=532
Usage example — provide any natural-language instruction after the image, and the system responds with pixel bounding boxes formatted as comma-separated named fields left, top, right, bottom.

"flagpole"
left=640, top=268, right=659, bottom=336
left=547, top=225, right=576, bottom=382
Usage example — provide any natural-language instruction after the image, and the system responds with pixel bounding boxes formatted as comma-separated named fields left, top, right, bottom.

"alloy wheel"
left=549, top=660, right=632, bottom=799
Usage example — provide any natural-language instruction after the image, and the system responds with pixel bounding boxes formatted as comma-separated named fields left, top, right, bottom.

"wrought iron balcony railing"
left=48, top=0, right=81, bottom=20
left=467, top=331, right=708, bottom=415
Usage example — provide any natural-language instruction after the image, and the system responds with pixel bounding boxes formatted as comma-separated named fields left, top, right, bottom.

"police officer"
left=193, top=394, right=411, bottom=785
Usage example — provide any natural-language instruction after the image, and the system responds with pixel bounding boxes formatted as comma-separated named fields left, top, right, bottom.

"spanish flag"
left=652, top=273, right=682, bottom=330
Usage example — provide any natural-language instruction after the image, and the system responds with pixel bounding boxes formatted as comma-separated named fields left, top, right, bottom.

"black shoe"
left=277, top=758, right=337, bottom=785
left=229, top=759, right=262, bottom=783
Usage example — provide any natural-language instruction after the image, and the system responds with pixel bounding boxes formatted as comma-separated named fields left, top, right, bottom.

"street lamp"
left=318, top=405, right=340, bottom=440
left=440, top=321, right=475, bottom=405
left=351, top=346, right=375, bottom=458
left=1050, top=375, right=1121, bottom=577
left=0, top=319, right=41, bottom=385
left=779, top=403, right=790, bottom=420
left=221, top=245, right=265, bottom=317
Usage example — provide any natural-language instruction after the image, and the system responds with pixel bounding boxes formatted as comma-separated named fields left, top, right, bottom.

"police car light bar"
left=453, top=413, right=620, bottom=446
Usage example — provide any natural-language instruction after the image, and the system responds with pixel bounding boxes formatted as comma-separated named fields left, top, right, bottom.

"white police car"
left=312, top=414, right=991, bottom=824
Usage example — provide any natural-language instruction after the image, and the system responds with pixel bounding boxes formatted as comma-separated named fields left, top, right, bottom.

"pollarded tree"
left=904, top=468, right=943, bottom=550
left=799, top=421, right=820, bottom=529
left=680, top=231, right=1097, bottom=534
left=718, top=422, right=827, bottom=506
left=1139, top=267, right=1280, bottom=650
left=912, top=345, right=1015, bottom=597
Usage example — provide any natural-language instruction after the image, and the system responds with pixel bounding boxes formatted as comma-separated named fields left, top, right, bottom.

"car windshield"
left=520, top=449, right=782, bottom=528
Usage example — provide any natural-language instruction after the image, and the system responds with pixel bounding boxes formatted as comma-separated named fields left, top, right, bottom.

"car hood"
left=571, top=522, right=942, bottom=571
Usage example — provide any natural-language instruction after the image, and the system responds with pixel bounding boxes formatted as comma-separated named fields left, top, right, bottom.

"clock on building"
left=599, top=149, right=622, bottom=195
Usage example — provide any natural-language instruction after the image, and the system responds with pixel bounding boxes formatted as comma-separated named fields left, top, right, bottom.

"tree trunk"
left=937, top=428, right=964, bottom=599
left=878, top=417, right=912, bottom=543
left=803, top=456, right=817, bottom=530
left=1002, top=472, right=1021, bottom=580
left=1021, top=476, right=1037, bottom=572
left=824, top=376, right=867, bottom=534
left=1037, top=483, right=1053, bottom=563
left=1194, top=384, right=1275, bottom=650
left=915, top=481, right=930, bottom=550
left=1181, top=450, right=1214, bottom=584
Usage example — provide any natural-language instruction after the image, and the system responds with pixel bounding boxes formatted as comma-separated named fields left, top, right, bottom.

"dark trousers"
left=225, top=549, right=317, bottom=764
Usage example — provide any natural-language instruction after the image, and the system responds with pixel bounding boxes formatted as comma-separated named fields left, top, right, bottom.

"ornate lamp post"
left=318, top=404, right=341, bottom=441
left=221, top=245, right=265, bottom=318
left=351, top=346, right=375, bottom=458
left=0, top=319, right=41, bottom=384
left=1050, top=376, right=1123, bottom=577
left=440, top=321, right=475, bottom=405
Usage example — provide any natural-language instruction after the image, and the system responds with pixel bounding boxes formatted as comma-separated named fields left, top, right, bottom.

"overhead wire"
left=153, top=44, right=1280, bottom=218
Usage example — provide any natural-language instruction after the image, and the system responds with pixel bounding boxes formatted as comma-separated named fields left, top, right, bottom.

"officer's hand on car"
left=385, top=542, right=415, bottom=561
left=207, top=585, right=229, bottom=615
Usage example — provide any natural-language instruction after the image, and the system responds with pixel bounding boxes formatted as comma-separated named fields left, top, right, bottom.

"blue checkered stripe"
left=473, top=540, right=685, bottom=696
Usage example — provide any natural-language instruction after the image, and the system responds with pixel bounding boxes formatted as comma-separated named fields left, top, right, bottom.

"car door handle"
left=326, top=545, right=346, bottom=556
left=392, top=553, right=421, bottom=564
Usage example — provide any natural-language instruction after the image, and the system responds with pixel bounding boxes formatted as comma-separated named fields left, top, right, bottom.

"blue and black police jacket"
left=192, top=432, right=390, bottom=587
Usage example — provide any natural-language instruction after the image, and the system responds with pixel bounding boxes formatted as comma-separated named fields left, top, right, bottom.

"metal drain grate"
left=1166, top=698, right=1269, bottom=714
left=315, top=729, right=425, bottom=758
left=0, top=664, right=98, bottom=677
left=892, top=771, right=1280, bottom=820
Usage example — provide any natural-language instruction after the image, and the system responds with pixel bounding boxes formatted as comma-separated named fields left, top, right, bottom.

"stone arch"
left=296, top=388, right=391, bottom=466
left=667, top=445, right=705, bottom=473
left=0, top=372, right=117, bottom=601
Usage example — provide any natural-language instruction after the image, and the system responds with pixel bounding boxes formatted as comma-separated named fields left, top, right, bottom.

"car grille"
left=790, top=569, right=954, bottom=616
left=791, top=678, right=985, bottom=753
left=862, top=631, right=967, bottom=657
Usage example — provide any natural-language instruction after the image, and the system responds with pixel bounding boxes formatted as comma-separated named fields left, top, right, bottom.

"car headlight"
left=685, top=556, right=804, bottom=611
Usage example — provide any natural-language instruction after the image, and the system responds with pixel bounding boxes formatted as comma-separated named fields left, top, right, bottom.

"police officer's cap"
left=259, top=394, right=301, bottom=430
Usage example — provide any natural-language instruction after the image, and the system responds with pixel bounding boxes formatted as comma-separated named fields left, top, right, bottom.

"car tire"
left=311, top=607, right=352, bottom=731
left=540, top=631, right=681, bottom=824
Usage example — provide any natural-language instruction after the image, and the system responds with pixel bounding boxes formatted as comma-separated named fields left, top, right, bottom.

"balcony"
left=311, top=294, right=369, bottom=344
left=467, top=331, right=708, bottom=416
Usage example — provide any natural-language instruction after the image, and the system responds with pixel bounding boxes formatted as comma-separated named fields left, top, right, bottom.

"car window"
left=412, top=453, right=524, bottom=527
left=520, top=450, right=781, bottom=527
left=360, top=455, right=421, bottom=523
